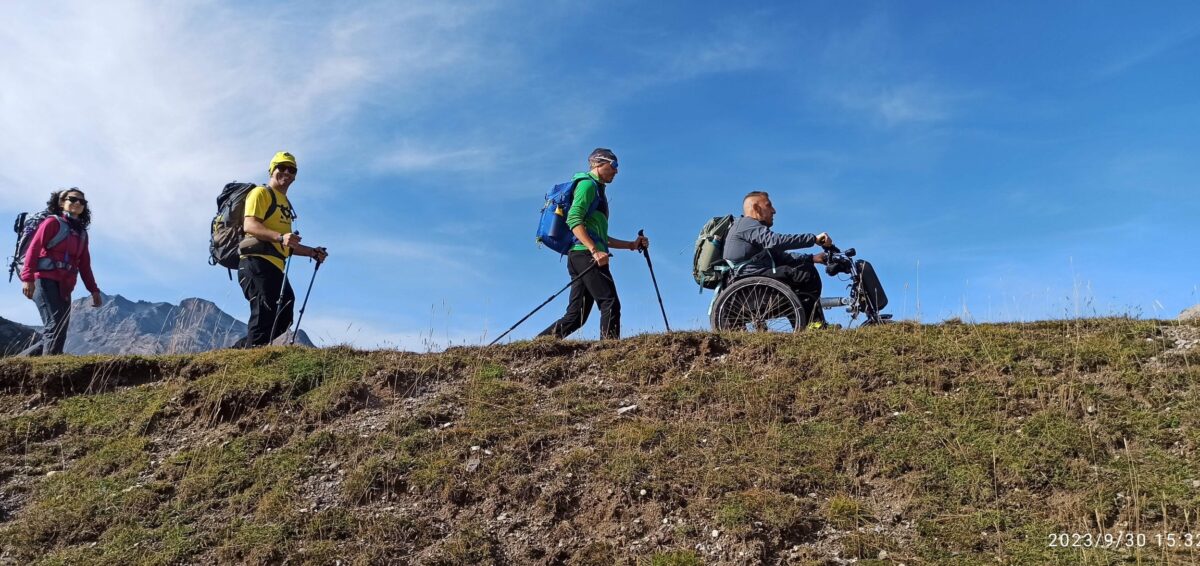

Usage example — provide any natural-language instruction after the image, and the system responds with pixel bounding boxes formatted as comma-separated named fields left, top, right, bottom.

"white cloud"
left=618, top=11, right=781, bottom=91
left=656, top=33, right=771, bottom=82
left=873, top=85, right=950, bottom=126
left=372, top=143, right=497, bottom=174
left=1096, top=24, right=1200, bottom=79
left=819, top=83, right=954, bottom=127
left=810, top=10, right=964, bottom=128
left=0, top=0, right=498, bottom=272
left=333, top=237, right=488, bottom=281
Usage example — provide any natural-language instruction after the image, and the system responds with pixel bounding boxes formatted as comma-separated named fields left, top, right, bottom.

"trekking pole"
left=269, top=254, right=293, bottom=344
left=9, top=213, right=26, bottom=282
left=488, top=261, right=598, bottom=346
left=290, top=253, right=323, bottom=346
left=636, top=229, right=671, bottom=332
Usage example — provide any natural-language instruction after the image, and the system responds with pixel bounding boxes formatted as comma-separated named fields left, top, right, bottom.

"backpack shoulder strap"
left=264, top=186, right=279, bottom=221
left=45, top=216, right=71, bottom=249
left=248, top=185, right=280, bottom=221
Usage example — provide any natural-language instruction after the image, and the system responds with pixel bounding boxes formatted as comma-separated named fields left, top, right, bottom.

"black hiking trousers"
left=234, top=256, right=294, bottom=348
left=763, top=259, right=826, bottom=324
left=539, top=250, right=621, bottom=340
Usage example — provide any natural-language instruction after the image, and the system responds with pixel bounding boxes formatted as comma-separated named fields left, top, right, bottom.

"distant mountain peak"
left=49, top=294, right=316, bottom=355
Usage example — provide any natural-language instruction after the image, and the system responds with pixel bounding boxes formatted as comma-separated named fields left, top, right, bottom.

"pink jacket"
left=19, top=214, right=98, bottom=300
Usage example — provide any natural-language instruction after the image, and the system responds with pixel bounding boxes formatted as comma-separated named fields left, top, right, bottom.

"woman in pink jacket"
left=19, top=188, right=103, bottom=355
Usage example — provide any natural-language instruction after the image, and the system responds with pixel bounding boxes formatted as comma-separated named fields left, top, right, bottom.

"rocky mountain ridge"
left=0, top=293, right=312, bottom=355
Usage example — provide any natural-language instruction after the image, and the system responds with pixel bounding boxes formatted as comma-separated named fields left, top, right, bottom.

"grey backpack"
left=9, top=211, right=76, bottom=282
left=209, top=182, right=277, bottom=274
left=692, top=214, right=735, bottom=289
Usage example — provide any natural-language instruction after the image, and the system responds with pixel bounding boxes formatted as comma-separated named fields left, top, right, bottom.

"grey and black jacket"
left=721, top=216, right=818, bottom=277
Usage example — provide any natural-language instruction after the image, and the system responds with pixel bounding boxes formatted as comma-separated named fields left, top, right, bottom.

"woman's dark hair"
left=46, top=188, right=91, bottom=229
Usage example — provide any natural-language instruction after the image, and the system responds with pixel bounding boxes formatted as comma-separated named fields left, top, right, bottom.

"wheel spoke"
left=716, top=280, right=802, bottom=333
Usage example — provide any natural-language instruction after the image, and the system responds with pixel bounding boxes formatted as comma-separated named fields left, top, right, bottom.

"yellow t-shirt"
left=240, top=186, right=296, bottom=272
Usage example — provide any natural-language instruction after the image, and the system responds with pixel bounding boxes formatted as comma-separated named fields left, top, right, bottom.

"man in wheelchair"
left=722, top=191, right=833, bottom=327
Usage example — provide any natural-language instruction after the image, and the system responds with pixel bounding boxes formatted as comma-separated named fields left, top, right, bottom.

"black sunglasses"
left=275, top=165, right=297, bottom=174
left=64, top=196, right=88, bottom=206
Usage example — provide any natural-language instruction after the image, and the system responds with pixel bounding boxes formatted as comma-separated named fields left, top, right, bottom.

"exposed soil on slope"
left=1, top=320, right=1198, bottom=564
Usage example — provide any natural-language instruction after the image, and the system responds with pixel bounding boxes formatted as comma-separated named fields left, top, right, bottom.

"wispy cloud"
left=656, top=30, right=773, bottom=82
left=622, top=11, right=781, bottom=88
left=338, top=238, right=488, bottom=281
left=1096, top=24, right=1200, bottom=79
left=371, top=143, right=497, bottom=174
left=830, top=84, right=952, bottom=127
left=812, top=10, right=965, bottom=128
left=0, top=0, right=498, bottom=267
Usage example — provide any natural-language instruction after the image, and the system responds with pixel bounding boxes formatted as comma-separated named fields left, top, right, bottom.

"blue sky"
left=1, top=1, right=1197, bottom=349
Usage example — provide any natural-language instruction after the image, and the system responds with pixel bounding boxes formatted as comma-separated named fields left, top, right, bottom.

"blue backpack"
left=536, top=177, right=602, bottom=255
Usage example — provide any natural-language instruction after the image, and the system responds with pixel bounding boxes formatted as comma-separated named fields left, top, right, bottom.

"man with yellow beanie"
left=235, top=151, right=329, bottom=347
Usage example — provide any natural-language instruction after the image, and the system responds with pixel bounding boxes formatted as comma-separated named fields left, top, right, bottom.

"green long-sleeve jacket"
left=566, top=172, right=609, bottom=253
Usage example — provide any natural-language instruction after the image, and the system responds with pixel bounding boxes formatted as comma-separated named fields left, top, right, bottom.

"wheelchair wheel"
left=710, top=276, right=807, bottom=332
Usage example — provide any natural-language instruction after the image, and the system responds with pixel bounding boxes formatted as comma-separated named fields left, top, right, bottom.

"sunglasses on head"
left=275, top=165, right=297, bottom=174
left=64, top=196, right=87, bottom=205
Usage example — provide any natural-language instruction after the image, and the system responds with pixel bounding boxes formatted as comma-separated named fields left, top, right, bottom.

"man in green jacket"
left=539, top=148, right=648, bottom=340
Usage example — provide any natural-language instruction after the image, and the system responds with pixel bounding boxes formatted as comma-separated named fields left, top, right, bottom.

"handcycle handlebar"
left=823, top=245, right=856, bottom=276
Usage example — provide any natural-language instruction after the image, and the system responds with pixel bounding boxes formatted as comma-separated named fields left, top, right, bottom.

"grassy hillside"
left=1, top=319, right=1198, bottom=565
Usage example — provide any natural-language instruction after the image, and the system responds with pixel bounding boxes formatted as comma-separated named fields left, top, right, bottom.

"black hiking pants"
left=766, top=260, right=826, bottom=324
left=539, top=250, right=621, bottom=340
left=235, top=256, right=294, bottom=348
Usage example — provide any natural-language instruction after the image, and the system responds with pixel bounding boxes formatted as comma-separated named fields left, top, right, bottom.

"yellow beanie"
left=268, top=151, right=298, bottom=174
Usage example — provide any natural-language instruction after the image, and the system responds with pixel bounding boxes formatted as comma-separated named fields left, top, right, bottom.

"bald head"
left=743, top=191, right=769, bottom=214
left=743, top=191, right=775, bottom=226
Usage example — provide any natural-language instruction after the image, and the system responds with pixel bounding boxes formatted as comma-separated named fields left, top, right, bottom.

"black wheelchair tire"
left=710, top=276, right=808, bottom=333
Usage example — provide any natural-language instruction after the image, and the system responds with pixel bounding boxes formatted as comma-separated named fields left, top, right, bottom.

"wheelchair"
left=709, top=245, right=891, bottom=332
